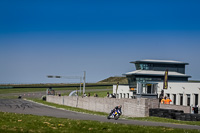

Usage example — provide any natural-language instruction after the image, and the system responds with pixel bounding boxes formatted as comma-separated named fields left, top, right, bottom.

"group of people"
left=160, top=96, right=172, bottom=104
left=82, top=93, right=98, bottom=97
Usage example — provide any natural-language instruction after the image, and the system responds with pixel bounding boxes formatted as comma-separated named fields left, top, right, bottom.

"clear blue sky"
left=0, top=0, right=200, bottom=84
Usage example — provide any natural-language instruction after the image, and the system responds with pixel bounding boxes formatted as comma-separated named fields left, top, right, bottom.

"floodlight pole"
left=80, top=77, right=82, bottom=94
left=83, top=71, right=86, bottom=94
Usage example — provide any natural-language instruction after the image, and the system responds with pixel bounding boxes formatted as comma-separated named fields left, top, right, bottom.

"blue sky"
left=0, top=0, right=200, bottom=84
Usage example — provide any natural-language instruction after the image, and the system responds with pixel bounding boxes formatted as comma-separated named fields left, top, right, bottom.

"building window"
left=137, top=82, right=158, bottom=94
left=139, top=64, right=150, bottom=70
left=187, top=94, right=190, bottom=106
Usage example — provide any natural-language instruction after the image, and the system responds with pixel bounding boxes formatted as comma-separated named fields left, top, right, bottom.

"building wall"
left=46, top=95, right=159, bottom=117
left=114, top=82, right=200, bottom=107
left=113, top=85, right=132, bottom=98
left=157, top=82, right=200, bottom=107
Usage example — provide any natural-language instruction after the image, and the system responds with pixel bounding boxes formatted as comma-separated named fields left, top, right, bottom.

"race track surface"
left=1, top=99, right=200, bottom=130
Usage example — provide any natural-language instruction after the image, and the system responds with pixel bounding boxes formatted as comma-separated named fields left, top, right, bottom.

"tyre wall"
left=149, top=108, right=199, bottom=121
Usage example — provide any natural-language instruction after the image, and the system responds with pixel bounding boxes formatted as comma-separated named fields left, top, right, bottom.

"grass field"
left=1, top=111, right=200, bottom=133
left=0, top=85, right=112, bottom=94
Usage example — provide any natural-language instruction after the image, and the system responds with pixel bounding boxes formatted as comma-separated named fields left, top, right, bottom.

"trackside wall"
left=47, top=95, right=159, bottom=117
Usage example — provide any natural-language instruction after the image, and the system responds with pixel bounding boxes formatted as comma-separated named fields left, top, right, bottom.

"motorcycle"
left=107, top=109, right=121, bottom=120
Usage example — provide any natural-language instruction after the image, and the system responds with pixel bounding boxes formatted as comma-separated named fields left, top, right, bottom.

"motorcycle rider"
left=109, top=105, right=122, bottom=116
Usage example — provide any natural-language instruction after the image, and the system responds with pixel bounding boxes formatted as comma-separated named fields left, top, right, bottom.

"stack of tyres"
left=149, top=108, right=160, bottom=117
left=191, top=114, right=198, bottom=121
left=149, top=108, right=200, bottom=121
left=196, top=115, right=200, bottom=121
left=185, top=113, right=192, bottom=121
left=174, top=112, right=182, bottom=120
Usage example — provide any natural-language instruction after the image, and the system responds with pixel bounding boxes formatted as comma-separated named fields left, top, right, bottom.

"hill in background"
left=98, top=76, right=128, bottom=84
left=98, top=77, right=200, bottom=84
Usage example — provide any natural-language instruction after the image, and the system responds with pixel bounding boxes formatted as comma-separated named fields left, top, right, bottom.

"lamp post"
left=83, top=71, right=86, bottom=94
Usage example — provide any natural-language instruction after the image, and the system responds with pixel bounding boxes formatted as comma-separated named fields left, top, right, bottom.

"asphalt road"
left=1, top=99, right=200, bottom=130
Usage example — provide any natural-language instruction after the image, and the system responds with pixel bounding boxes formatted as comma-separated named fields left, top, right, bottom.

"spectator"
left=94, top=93, right=98, bottom=97
left=107, top=92, right=109, bottom=97
left=161, top=97, right=165, bottom=104
left=166, top=97, right=172, bottom=104
left=88, top=93, right=90, bottom=97
left=83, top=93, right=87, bottom=97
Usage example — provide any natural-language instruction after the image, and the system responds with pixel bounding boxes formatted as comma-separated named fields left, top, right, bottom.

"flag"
left=163, top=69, right=168, bottom=89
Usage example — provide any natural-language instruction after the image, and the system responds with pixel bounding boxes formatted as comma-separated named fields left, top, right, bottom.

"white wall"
left=157, top=82, right=200, bottom=106
left=113, top=85, right=132, bottom=98
left=113, top=82, right=200, bottom=106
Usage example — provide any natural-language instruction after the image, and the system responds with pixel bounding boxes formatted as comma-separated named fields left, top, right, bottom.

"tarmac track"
left=1, top=99, right=200, bottom=130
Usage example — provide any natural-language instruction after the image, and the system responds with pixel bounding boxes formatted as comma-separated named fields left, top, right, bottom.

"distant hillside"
left=189, top=80, right=200, bottom=82
left=98, top=78, right=200, bottom=84
left=98, top=76, right=128, bottom=84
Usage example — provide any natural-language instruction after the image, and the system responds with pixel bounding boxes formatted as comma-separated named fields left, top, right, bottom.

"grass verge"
left=129, top=116, right=200, bottom=126
left=0, top=111, right=200, bottom=133
left=0, top=86, right=112, bottom=94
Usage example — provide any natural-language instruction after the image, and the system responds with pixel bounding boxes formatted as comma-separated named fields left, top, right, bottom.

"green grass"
left=0, top=85, right=112, bottom=94
left=0, top=88, right=47, bottom=94
left=0, top=112, right=200, bottom=133
left=30, top=99, right=108, bottom=116
left=129, top=116, right=200, bottom=126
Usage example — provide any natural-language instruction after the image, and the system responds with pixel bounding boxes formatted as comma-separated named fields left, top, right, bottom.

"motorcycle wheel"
left=107, top=116, right=111, bottom=119
left=114, top=115, right=119, bottom=120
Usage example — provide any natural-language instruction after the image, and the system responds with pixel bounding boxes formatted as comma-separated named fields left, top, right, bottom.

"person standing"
left=161, top=97, right=165, bottom=104
left=166, top=97, right=172, bottom=104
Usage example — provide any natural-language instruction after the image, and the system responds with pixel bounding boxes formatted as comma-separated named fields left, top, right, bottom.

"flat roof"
left=130, top=59, right=189, bottom=65
left=125, top=70, right=191, bottom=77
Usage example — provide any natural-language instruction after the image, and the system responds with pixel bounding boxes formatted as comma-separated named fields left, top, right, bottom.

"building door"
left=180, top=94, right=183, bottom=105
left=195, top=94, right=198, bottom=106
left=173, top=94, right=176, bottom=105
left=147, top=84, right=151, bottom=94
left=187, top=94, right=190, bottom=106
